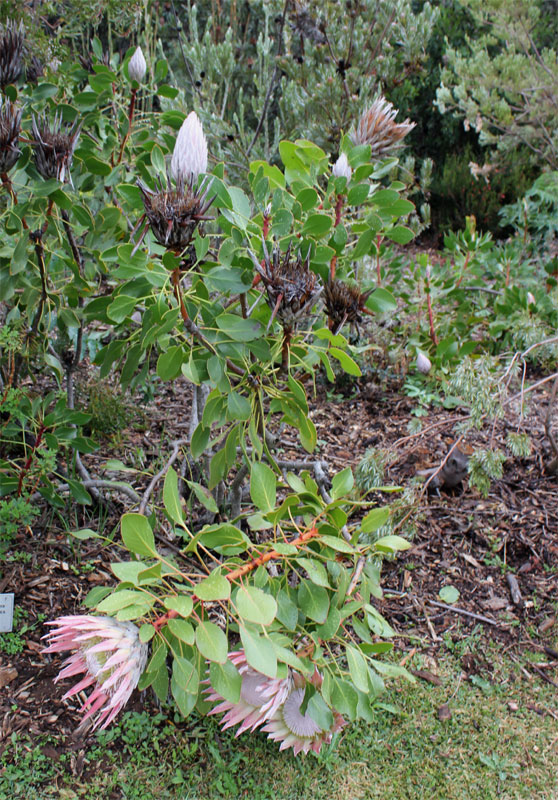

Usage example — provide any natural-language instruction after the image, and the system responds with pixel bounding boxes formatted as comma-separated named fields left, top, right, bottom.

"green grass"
left=1, top=649, right=557, bottom=800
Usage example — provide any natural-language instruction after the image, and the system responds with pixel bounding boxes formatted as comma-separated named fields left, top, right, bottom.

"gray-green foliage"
left=161, top=0, right=438, bottom=179
left=468, top=447, right=506, bottom=497
left=448, top=356, right=506, bottom=428
left=436, top=0, right=558, bottom=169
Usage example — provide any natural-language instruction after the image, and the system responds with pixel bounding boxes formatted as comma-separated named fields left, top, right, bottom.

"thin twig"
left=139, top=438, right=188, bottom=514
left=30, top=480, right=141, bottom=504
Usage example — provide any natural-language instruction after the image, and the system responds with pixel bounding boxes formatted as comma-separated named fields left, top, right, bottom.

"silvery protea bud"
left=128, top=46, right=147, bottom=83
left=43, top=615, right=148, bottom=731
left=0, top=100, right=21, bottom=173
left=527, top=291, right=535, bottom=306
left=351, top=97, right=415, bottom=159
left=332, top=153, right=352, bottom=182
left=416, top=352, right=432, bottom=374
left=32, top=112, right=82, bottom=184
left=0, top=19, right=25, bottom=89
left=171, top=111, right=208, bottom=185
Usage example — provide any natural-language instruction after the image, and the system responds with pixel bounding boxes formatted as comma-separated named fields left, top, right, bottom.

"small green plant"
left=0, top=497, right=39, bottom=542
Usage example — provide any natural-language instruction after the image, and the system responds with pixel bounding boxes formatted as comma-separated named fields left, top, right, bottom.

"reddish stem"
left=117, top=88, right=137, bottom=165
left=455, top=252, right=471, bottom=289
left=17, top=423, right=45, bottom=497
left=375, top=234, right=383, bottom=285
left=425, top=279, right=438, bottom=346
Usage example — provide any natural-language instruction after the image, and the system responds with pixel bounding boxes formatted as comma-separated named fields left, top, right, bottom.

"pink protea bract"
left=205, top=650, right=290, bottom=736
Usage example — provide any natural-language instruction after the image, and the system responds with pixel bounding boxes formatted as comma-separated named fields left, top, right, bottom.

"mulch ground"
left=1, top=367, right=557, bottom=752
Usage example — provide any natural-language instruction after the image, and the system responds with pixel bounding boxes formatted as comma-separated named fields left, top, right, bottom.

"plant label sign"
left=0, top=594, right=14, bottom=632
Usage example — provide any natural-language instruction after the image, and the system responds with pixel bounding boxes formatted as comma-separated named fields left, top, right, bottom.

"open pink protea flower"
left=205, top=650, right=290, bottom=735
left=262, top=670, right=346, bottom=755
left=351, top=97, right=415, bottom=159
left=43, top=615, right=148, bottom=730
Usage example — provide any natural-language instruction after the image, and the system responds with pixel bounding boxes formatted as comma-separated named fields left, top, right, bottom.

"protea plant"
left=205, top=650, right=290, bottom=735
left=31, top=112, right=82, bottom=184
left=136, top=111, right=214, bottom=253
left=323, top=278, right=372, bottom=334
left=351, top=97, right=415, bottom=159
left=0, top=100, right=21, bottom=174
left=43, top=615, right=148, bottom=730
left=0, top=19, right=25, bottom=89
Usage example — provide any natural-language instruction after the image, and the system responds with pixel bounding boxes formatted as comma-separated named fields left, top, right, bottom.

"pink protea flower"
left=262, top=672, right=347, bottom=756
left=351, top=97, right=415, bottom=158
left=205, top=650, right=290, bottom=736
left=43, top=615, right=148, bottom=730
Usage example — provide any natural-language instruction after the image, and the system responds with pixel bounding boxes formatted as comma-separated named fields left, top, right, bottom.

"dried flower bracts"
left=137, top=172, right=214, bottom=251
left=31, top=112, right=82, bottom=184
left=43, top=615, right=148, bottom=731
left=323, top=278, right=372, bottom=333
left=0, top=19, right=25, bottom=89
left=0, top=100, right=21, bottom=173
left=249, top=241, right=322, bottom=329
left=351, top=97, right=415, bottom=159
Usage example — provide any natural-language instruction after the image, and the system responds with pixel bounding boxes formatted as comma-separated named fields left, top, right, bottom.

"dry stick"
left=246, top=0, right=289, bottom=158
left=30, top=480, right=141, bottom=504
left=139, top=438, right=188, bottom=515
left=544, top=374, right=558, bottom=472
left=386, top=589, right=504, bottom=627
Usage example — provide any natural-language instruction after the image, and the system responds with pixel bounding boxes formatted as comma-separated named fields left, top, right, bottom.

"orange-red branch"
left=225, top=526, right=320, bottom=582
left=152, top=527, right=321, bottom=629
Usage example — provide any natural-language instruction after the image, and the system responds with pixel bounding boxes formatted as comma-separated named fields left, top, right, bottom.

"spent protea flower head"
left=171, top=111, right=208, bottom=185
left=137, top=169, right=215, bottom=252
left=0, top=19, right=25, bottom=89
left=248, top=241, right=322, bottom=330
left=262, top=671, right=346, bottom=756
left=32, top=112, right=82, bottom=183
left=0, top=100, right=21, bottom=173
left=351, top=97, right=415, bottom=159
left=323, top=278, right=372, bottom=333
left=332, top=153, right=352, bottom=182
left=128, top=46, right=147, bottom=83
left=43, top=615, right=148, bottom=730
left=205, top=650, right=290, bottom=735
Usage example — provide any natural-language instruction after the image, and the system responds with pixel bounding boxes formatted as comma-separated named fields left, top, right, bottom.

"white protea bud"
left=416, top=352, right=432, bottom=374
left=332, top=153, right=352, bottom=182
left=171, top=111, right=208, bottom=184
left=527, top=291, right=535, bottom=306
left=128, top=46, right=147, bottom=83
